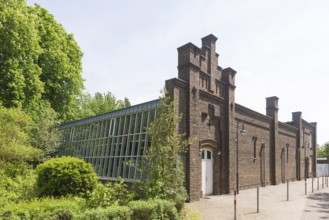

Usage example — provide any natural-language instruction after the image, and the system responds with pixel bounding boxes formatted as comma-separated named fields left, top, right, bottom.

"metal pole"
left=235, top=122, right=239, bottom=195
left=257, top=187, right=259, bottom=213
left=317, top=177, right=319, bottom=190
left=287, top=180, right=289, bottom=201
left=322, top=176, right=324, bottom=189
left=234, top=190, right=237, bottom=220
left=312, top=176, right=313, bottom=193
left=305, top=178, right=307, bottom=195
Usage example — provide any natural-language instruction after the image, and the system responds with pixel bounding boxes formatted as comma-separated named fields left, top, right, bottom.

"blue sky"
left=27, top=0, right=329, bottom=146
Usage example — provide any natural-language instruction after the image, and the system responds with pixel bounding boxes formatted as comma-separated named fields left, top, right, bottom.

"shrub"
left=0, top=168, right=37, bottom=206
left=128, top=199, right=179, bottom=220
left=0, top=197, right=83, bottom=220
left=36, top=156, right=98, bottom=197
left=0, top=106, right=43, bottom=164
left=86, top=178, right=134, bottom=208
left=77, top=206, right=132, bottom=220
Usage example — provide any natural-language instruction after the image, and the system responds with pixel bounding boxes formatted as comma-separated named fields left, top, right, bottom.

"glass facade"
left=58, top=99, right=159, bottom=181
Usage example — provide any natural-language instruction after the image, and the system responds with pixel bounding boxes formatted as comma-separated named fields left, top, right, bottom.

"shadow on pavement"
left=307, top=192, right=329, bottom=215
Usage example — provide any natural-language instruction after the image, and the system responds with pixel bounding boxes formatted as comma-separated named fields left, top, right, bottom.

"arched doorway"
left=201, top=148, right=213, bottom=195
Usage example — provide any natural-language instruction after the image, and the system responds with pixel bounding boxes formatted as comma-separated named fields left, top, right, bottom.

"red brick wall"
left=166, top=35, right=317, bottom=202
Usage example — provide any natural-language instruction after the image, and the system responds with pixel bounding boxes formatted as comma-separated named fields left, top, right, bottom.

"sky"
left=26, top=0, right=329, bottom=146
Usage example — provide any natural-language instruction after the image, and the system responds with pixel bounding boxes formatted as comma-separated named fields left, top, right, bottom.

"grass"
left=182, top=207, right=200, bottom=220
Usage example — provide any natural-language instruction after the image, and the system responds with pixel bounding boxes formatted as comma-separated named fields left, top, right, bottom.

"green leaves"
left=86, top=178, right=134, bottom=209
left=135, top=91, right=192, bottom=205
left=73, top=91, right=131, bottom=120
left=36, top=156, right=98, bottom=197
left=317, top=142, right=329, bottom=158
left=0, top=106, right=43, bottom=163
left=32, top=4, right=84, bottom=121
left=0, top=0, right=43, bottom=108
left=0, top=1, right=84, bottom=121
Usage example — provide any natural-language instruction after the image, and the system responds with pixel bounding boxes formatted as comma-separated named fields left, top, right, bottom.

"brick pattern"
left=166, top=34, right=317, bottom=202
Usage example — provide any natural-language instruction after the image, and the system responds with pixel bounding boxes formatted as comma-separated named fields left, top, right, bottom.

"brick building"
left=59, top=34, right=317, bottom=202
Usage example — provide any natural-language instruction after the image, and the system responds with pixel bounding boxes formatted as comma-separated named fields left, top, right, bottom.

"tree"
left=0, top=0, right=43, bottom=108
left=73, top=91, right=131, bottom=120
left=0, top=0, right=84, bottom=121
left=24, top=101, right=60, bottom=157
left=32, top=4, right=84, bottom=121
left=0, top=106, right=42, bottom=164
left=134, top=92, right=192, bottom=208
left=317, top=142, right=329, bottom=158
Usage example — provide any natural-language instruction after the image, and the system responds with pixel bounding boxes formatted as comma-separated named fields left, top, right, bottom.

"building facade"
left=59, top=34, right=317, bottom=202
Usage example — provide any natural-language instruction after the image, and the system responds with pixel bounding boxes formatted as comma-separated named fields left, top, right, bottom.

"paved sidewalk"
left=186, top=177, right=329, bottom=219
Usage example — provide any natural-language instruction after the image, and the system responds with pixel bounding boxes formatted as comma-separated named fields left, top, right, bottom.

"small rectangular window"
left=216, top=83, right=222, bottom=96
left=207, top=150, right=211, bottom=159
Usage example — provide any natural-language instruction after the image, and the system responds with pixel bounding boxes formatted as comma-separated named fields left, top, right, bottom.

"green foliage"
left=0, top=165, right=37, bottom=207
left=0, top=0, right=84, bottom=121
left=135, top=92, right=191, bottom=206
left=128, top=199, right=179, bottom=220
left=317, top=142, right=329, bottom=158
left=24, top=101, right=60, bottom=156
left=181, top=207, right=200, bottom=220
left=74, top=91, right=131, bottom=120
left=79, top=199, right=180, bottom=220
left=0, top=197, right=83, bottom=220
left=36, top=156, right=98, bottom=197
left=77, top=206, right=132, bottom=220
left=0, top=0, right=43, bottom=108
left=0, top=106, right=43, bottom=163
left=86, top=179, right=134, bottom=208
left=32, top=4, right=84, bottom=122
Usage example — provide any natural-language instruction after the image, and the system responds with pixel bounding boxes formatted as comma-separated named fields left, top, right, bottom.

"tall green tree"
left=74, top=91, right=131, bottom=120
left=134, top=92, right=191, bottom=207
left=32, top=5, right=84, bottom=121
left=0, top=0, right=84, bottom=121
left=317, top=142, right=329, bottom=158
left=25, top=101, right=60, bottom=157
left=0, top=0, right=43, bottom=108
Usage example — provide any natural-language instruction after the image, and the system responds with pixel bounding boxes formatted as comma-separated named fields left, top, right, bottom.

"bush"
left=0, top=106, right=43, bottom=164
left=0, top=168, right=37, bottom=207
left=36, top=156, right=98, bottom=197
left=128, top=199, right=179, bottom=220
left=77, top=206, right=132, bottom=220
left=86, top=178, right=134, bottom=208
left=0, top=197, right=83, bottom=220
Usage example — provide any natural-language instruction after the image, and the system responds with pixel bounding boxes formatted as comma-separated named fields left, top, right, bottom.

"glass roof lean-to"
left=58, top=99, right=160, bottom=181
left=60, top=99, right=160, bottom=129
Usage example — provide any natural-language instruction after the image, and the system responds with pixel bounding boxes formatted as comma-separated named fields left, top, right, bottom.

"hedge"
left=128, top=199, right=179, bottom=220
left=78, top=199, right=180, bottom=220
left=0, top=197, right=82, bottom=220
left=76, top=206, right=132, bottom=220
